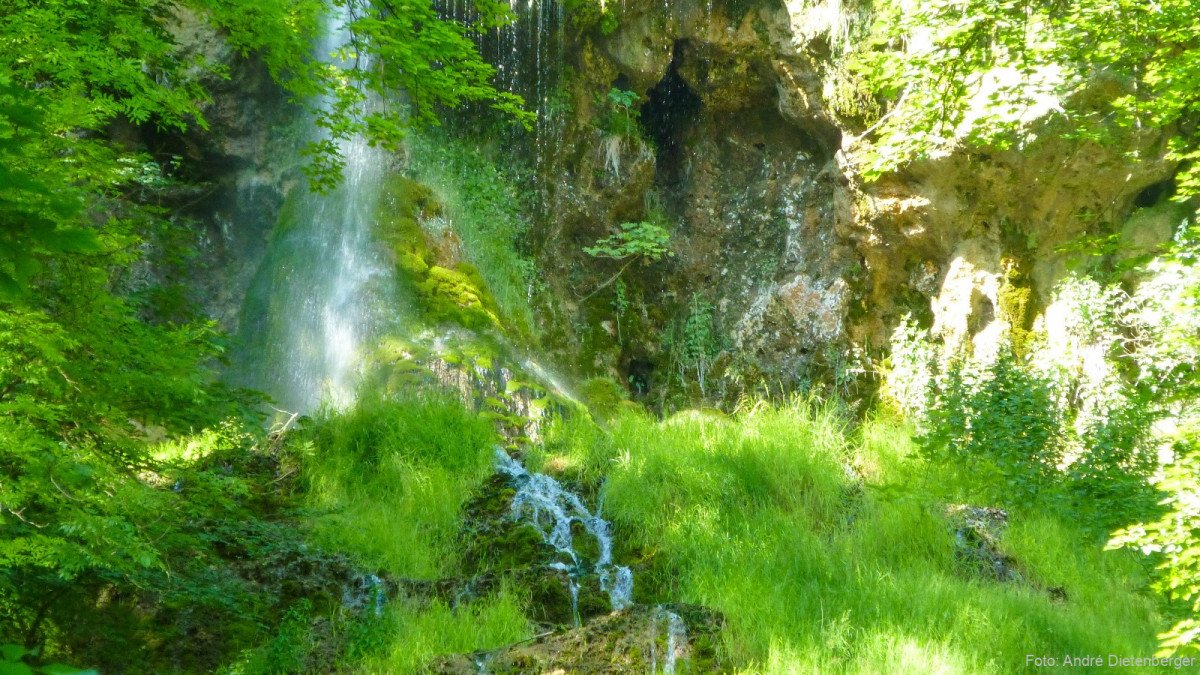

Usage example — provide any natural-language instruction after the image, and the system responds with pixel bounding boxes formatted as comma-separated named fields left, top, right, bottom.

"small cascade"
left=235, top=5, right=395, bottom=412
left=494, top=448, right=634, bottom=620
left=649, top=606, right=688, bottom=675
left=343, top=573, right=387, bottom=617
left=431, top=0, right=565, bottom=170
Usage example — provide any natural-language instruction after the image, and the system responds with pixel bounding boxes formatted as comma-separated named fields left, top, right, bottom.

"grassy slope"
left=526, top=400, right=1161, bottom=673
left=247, top=393, right=1161, bottom=672
left=286, top=394, right=532, bottom=672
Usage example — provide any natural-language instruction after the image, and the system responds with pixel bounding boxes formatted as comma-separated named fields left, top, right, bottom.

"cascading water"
left=234, top=6, right=395, bottom=413
left=650, top=606, right=688, bottom=675
left=494, top=448, right=634, bottom=625
left=432, top=0, right=565, bottom=170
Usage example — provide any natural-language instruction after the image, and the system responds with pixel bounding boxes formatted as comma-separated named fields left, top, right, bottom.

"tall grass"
left=529, top=399, right=1162, bottom=672
left=283, top=393, right=533, bottom=671
left=344, top=591, right=530, bottom=672
left=299, top=393, right=497, bottom=577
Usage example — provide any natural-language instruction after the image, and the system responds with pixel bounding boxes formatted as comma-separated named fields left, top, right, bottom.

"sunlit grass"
left=345, top=590, right=531, bottom=672
left=532, top=397, right=1163, bottom=672
left=298, top=392, right=497, bottom=578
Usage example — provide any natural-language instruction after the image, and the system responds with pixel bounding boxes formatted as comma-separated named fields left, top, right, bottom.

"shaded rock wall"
left=529, top=0, right=857, bottom=403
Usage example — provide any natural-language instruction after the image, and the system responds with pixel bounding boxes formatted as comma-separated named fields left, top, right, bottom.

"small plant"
left=663, top=294, right=722, bottom=397
left=600, top=88, right=640, bottom=138
left=600, top=10, right=619, bottom=35
left=597, top=88, right=642, bottom=177
left=918, top=352, right=1064, bottom=508
left=612, top=278, right=629, bottom=343
left=580, top=221, right=672, bottom=301
left=584, top=221, right=671, bottom=261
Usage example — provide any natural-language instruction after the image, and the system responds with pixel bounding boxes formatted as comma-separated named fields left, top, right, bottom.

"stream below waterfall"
left=495, top=448, right=634, bottom=622
left=492, top=449, right=689, bottom=674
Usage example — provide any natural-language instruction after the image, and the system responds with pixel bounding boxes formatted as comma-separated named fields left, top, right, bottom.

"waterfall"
left=650, top=606, right=688, bottom=675
left=494, top=448, right=634, bottom=622
left=431, top=0, right=565, bottom=170
left=234, top=5, right=395, bottom=413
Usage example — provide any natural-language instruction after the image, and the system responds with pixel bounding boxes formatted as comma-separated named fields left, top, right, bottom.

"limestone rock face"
left=526, top=0, right=1180, bottom=402
left=182, top=0, right=1184, bottom=403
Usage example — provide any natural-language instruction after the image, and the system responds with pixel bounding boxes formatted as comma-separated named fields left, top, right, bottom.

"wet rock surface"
left=430, top=603, right=725, bottom=674
left=420, top=451, right=727, bottom=671
left=945, top=504, right=1023, bottom=583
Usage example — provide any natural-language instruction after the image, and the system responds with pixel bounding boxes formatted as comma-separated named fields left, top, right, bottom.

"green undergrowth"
left=375, top=176, right=503, bottom=331
left=265, top=393, right=534, bottom=671
left=345, top=592, right=530, bottom=672
left=525, top=400, right=1162, bottom=672
left=296, top=393, right=497, bottom=578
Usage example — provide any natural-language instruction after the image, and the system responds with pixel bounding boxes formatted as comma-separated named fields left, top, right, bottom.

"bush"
left=919, top=352, right=1063, bottom=508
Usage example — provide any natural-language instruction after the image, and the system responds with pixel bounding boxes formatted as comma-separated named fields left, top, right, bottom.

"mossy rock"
left=508, top=567, right=612, bottom=627
left=417, top=264, right=503, bottom=329
left=372, top=176, right=507, bottom=332
left=579, top=376, right=630, bottom=419
left=997, top=257, right=1034, bottom=357
left=428, top=603, right=726, bottom=673
left=459, top=476, right=559, bottom=574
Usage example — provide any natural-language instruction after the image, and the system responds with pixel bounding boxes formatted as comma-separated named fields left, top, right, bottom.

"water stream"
left=234, top=5, right=395, bottom=413
left=650, top=606, right=688, bottom=675
left=494, top=448, right=634, bottom=624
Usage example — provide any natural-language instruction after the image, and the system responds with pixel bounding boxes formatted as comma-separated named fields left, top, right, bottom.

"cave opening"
left=641, top=41, right=703, bottom=191
left=1134, top=177, right=1176, bottom=208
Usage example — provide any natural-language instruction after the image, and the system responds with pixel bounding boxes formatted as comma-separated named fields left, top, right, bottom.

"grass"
left=247, top=392, right=1163, bottom=672
left=299, top=393, right=498, bottom=578
left=526, top=398, right=1163, bottom=672
left=277, top=393, right=534, bottom=671
left=344, top=591, right=531, bottom=672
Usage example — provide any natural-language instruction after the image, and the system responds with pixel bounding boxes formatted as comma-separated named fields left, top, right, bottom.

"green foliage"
left=597, top=88, right=641, bottom=138
left=0, top=236, right=260, bottom=647
left=663, top=294, right=722, bottom=397
left=919, top=353, right=1063, bottom=508
left=344, top=592, right=531, bottom=672
left=584, top=221, right=672, bottom=262
left=531, top=401, right=1161, bottom=671
left=1110, top=429, right=1200, bottom=657
left=0, top=0, right=530, bottom=295
left=0, top=81, right=97, bottom=298
left=851, top=0, right=1200, bottom=190
left=294, top=0, right=535, bottom=189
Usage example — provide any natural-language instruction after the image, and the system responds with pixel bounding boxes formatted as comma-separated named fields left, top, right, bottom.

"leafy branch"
left=579, top=221, right=672, bottom=301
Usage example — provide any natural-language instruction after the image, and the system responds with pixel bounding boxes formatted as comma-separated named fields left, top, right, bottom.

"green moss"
left=405, top=131, right=537, bottom=337
left=579, top=376, right=629, bottom=419
left=417, top=265, right=502, bottom=329
left=997, top=257, right=1034, bottom=358
left=372, top=176, right=505, bottom=332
